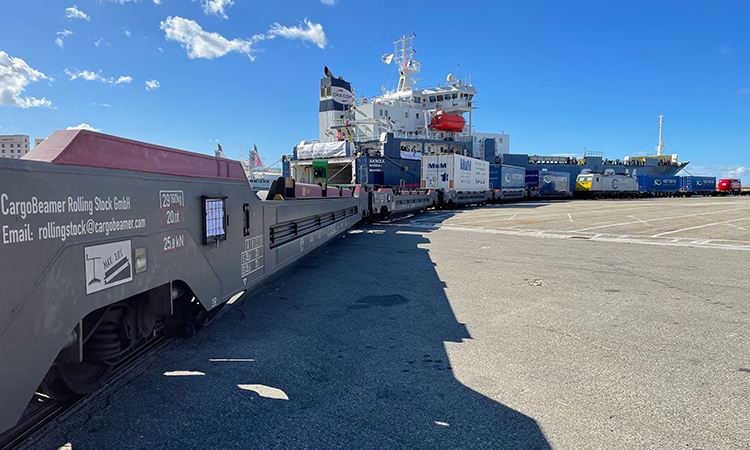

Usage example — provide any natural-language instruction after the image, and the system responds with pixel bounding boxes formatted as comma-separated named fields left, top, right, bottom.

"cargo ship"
left=285, top=34, right=688, bottom=191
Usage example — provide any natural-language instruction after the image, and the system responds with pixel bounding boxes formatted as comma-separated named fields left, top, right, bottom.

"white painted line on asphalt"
left=389, top=223, right=750, bottom=251
left=651, top=217, right=750, bottom=237
left=570, top=207, right=750, bottom=232
left=509, top=213, right=518, bottom=220
left=628, top=215, right=651, bottom=226
left=568, top=214, right=573, bottom=222
left=701, top=218, right=747, bottom=230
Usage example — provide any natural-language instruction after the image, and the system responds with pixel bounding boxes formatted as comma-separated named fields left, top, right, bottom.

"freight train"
left=574, top=172, right=748, bottom=199
left=0, top=130, right=371, bottom=436
left=0, top=130, right=746, bottom=437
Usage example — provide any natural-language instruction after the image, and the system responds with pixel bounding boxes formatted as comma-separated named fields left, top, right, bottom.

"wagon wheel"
left=42, top=362, right=113, bottom=399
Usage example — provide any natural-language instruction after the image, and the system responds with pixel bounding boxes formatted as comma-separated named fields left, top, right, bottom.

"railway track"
left=0, top=337, right=167, bottom=450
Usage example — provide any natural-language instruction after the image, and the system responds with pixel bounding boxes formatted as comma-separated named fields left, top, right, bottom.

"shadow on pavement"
left=31, top=225, right=552, bottom=449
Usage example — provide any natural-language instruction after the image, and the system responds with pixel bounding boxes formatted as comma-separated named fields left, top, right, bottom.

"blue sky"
left=1, top=0, right=748, bottom=178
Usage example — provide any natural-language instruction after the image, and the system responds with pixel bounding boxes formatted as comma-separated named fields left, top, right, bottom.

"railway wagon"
left=369, top=188, right=438, bottom=218
left=525, top=170, right=571, bottom=198
left=717, top=178, right=742, bottom=195
left=0, top=130, right=367, bottom=436
left=636, top=175, right=681, bottom=197
left=679, top=176, right=716, bottom=196
left=490, top=164, right=525, bottom=202
left=575, top=172, right=639, bottom=198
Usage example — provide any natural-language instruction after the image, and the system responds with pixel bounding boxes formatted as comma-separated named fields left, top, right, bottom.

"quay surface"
left=23, top=197, right=750, bottom=450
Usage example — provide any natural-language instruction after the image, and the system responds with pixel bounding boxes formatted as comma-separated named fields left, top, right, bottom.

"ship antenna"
left=657, top=114, right=665, bottom=156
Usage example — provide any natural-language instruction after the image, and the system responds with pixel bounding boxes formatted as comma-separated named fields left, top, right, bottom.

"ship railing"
left=381, top=81, right=476, bottom=94
left=357, top=98, right=478, bottom=111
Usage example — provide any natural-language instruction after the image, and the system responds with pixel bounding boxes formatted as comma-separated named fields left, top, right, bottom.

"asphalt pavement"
left=21, top=197, right=750, bottom=450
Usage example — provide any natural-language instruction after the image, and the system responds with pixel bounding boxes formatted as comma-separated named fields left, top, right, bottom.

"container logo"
left=543, top=175, right=552, bottom=184
left=332, top=87, right=354, bottom=105
left=612, top=179, right=619, bottom=189
left=428, top=163, right=448, bottom=169
left=460, top=159, right=472, bottom=171
left=654, top=179, right=662, bottom=186
left=504, top=174, right=511, bottom=183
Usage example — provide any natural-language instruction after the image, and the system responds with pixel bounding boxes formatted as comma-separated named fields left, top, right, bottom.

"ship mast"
left=393, top=33, right=421, bottom=93
left=657, top=114, right=665, bottom=156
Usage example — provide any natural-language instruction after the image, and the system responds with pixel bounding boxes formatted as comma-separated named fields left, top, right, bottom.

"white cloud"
left=160, top=16, right=255, bottom=60
left=55, top=29, right=73, bottom=48
left=739, top=88, right=750, bottom=95
left=94, top=38, right=103, bottom=47
left=679, top=165, right=749, bottom=179
left=65, top=69, right=102, bottom=81
left=198, top=0, right=234, bottom=19
left=123, top=28, right=132, bottom=37
left=154, top=0, right=161, bottom=4
left=0, top=51, right=52, bottom=108
left=65, top=5, right=90, bottom=21
left=145, top=79, right=160, bottom=90
left=65, top=69, right=133, bottom=85
left=91, top=102, right=112, bottom=107
left=320, top=0, right=337, bottom=5
left=67, top=123, right=100, bottom=131
left=107, top=0, right=139, bottom=4
left=268, top=19, right=327, bottom=49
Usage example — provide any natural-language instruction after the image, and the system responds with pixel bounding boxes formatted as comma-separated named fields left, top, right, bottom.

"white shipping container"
left=421, top=155, right=489, bottom=191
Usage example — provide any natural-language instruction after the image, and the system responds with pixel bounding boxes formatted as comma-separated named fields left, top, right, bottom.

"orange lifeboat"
left=429, top=111, right=465, bottom=132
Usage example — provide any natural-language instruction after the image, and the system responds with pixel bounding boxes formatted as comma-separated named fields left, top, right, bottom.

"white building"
left=34, top=138, right=45, bottom=148
left=0, top=135, right=30, bottom=159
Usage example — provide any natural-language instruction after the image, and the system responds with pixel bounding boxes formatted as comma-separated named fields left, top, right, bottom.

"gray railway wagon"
left=0, top=130, right=367, bottom=435
left=370, top=188, right=439, bottom=218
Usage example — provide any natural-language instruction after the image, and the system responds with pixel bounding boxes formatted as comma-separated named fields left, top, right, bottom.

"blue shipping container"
left=538, top=171, right=570, bottom=193
left=646, top=175, right=680, bottom=193
left=500, top=165, right=526, bottom=190
left=356, top=156, right=421, bottom=187
left=526, top=170, right=540, bottom=190
left=636, top=175, right=648, bottom=192
left=680, top=176, right=716, bottom=193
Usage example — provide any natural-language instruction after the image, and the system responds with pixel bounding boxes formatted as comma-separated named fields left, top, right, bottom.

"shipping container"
left=525, top=170, right=539, bottom=191
left=645, top=175, right=680, bottom=194
left=526, top=170, right=570, bottom=197
left=422, top=154, right=489, bottom=191
left=636, top=175, right=648, bottom=192
left=357, top=156, right=421, bottom=187
left=539, top=171, right=570, bottom=197
left=680, top=176, right=716, bottom=194
left=490, top=164, right=525, bottom=201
